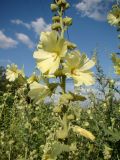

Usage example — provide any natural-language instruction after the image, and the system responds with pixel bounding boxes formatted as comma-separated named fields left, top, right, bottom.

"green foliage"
left=0, top=66, right=9, bottom=95
left=0, top=67, right=120, bottom=159
left=42, top=141, right=76, bottom=160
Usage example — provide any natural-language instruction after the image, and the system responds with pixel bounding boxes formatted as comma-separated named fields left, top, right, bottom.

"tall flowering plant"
left=107, top=3, right=120, bottom=75
left=6, top=0, right=96, bottom=159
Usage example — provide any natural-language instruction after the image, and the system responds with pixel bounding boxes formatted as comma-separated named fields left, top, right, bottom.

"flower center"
left=71, top=68, right=79, bottom=76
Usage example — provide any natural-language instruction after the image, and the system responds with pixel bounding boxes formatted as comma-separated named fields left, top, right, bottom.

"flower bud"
left=52, top=16, right=60, bottom=22
left=84, top=122, right=89, bottom=127
left=53, top=106, right=62, bottom=113
left=67, top=114, right=75, bottom=120
left=63, top=17, right=72, bottom=26
left=27, top=73, right=39, bottom=84
left=37, top=42, right=42, bottom=49
left=103, top=103, right=107, bottom=107
left=51, top=23, right=61, bottom=30
left=118, top=34, right=120, bottom=39
left=50, top=4, right=58, bottom=11
left=56, top=0, right=62, bottom=5
left=65, top=3, right=70, bottom=9
left=57, top=0, right=66, bottom=5
left=62, top=0, right=66, bottom=3
left=66, top=41, right=77, bottom=50
left=110, top=79, right=114, bottom=84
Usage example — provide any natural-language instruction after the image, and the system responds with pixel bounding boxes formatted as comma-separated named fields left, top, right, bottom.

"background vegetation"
left=0, top=59, right=120, bottom=160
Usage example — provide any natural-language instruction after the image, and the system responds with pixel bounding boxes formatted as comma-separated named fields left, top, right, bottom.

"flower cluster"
left=33, top=31, right=95, bottom=87
left=107, top=5, right=120, bottom=27
left=6, top=64, right=25, bottom=82
left=112, top=54, right=120, bottom=75
left=107, top=4, right=120, bottom=76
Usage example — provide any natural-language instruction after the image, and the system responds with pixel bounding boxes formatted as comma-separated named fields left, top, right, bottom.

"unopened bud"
left=52, top=16, right=60, bottom=22
left=66, top=41, right=77, bottom=50
left=51, top=23, right=61, bottom=30
left=27, top=73, right=39, bottom=84
left=62, top=0, right=66, bottom=3
left=53, top=106, right=62, bottom=113
left=57, top=0, right=66, bottom=5
left=37, top=42, right=42, bottom=49
left=51, top=4, right=58, bottom=11
left=118, top=34, right=120, bottom=39
left=65, top=3, right=70, bottom=9
left=63, top=17, right=72, bottom=26
left=110, top=79, right=114, bottom=83
left=67, top=114, right=75, bottom=120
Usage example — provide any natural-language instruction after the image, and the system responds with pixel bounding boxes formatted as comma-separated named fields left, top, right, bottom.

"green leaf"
left=70, top=92, right=86, bottom=101
left=59, top=93, right=73, bottom=105
left=59, top=92, right=86, bottom=105
left=45, top=142, right=76, bottom=160
left=48, top=83, right=59, bottom=93
left=56, top=114, right=68, bottom=139
left=103, top=126, right=120, bottom=142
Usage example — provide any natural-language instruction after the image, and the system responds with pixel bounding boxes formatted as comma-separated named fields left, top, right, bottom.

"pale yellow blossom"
left=107, top=7, right=120, bottom=26
left=28, top=82, right=50, bottom=104
left=6, top=64, right=25, bottom=82
left=63, top=51, right=95, bottom=86
left=112, top=54, right=120, bottom=75
left=27, top=72, right=39, bottom=84
left=33, top=31, right=67, bottom=74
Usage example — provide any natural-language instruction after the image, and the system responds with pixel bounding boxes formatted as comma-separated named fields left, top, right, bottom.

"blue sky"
left=0, top=0, right=119, bottom=76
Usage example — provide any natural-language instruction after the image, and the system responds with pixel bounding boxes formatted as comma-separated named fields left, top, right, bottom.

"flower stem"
left=61, top=75, right=66, bottom=93
left=59, top=6, right=64, bottom=38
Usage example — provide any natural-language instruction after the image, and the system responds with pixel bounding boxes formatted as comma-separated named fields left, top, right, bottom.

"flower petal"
left=28, top=82, right=49, bottom=104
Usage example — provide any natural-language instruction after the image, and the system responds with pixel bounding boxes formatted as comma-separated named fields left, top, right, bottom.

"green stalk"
left=61, top=75, right=66, bottom=93
left=8, top=145, right=11, bottom=160
left=58, top=2, right=64, bottom=38
left=59, top=5, right=66, bottom=93
left=25, top=147, right=28, bottom=160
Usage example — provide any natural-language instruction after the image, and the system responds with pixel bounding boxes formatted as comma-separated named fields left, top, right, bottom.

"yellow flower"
left=33, top=31, right=67, bottom=75
left=27, top=72, right=39, bottom=84
left=72, top=125, right=95, bottom=141
left=112, top=54, right=120, bottom=75
left=28, top=82, right=50, bottom=104
left=107, top=7, right=120, bottom=26
left=6, top=64, right=25, bottom=82
left=63, top=51, right=95, bottom=86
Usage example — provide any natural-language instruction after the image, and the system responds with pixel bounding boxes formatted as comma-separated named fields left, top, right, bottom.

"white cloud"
left=16, top=33, right=34, bottom=48
left=75, top=0, right=114, bottom=21
left=31, top=18, right=51, bottom=34
left=0, top=31, right=18, bottom=49
left=11, top=18, right=51, bottom=35
left=11, top=19, right=31, bottom=29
